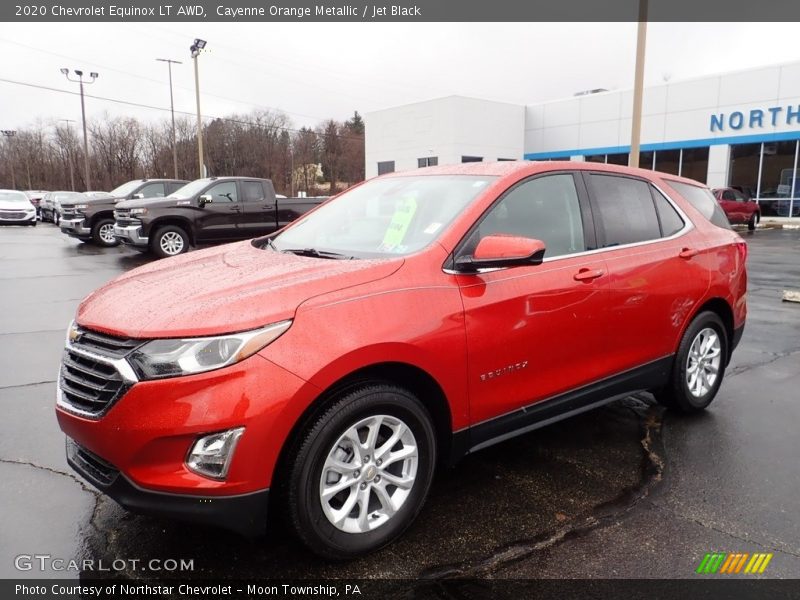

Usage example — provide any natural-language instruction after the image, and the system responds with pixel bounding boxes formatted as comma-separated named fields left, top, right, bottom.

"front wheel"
left=150, top=225, right=189, bottom=258
left=91, top=218, right=119, bottom=247
left=655, top=311, right=728, bottom=413
left=287, top=384, right=437, bottom=559
left=748, top=212, right=758, bottom=231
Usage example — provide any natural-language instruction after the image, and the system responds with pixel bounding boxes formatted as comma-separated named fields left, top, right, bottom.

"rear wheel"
left=151, top=225, right=189, bottom=258
left=747, top=212, right=758, bottom=231
left=286, top=384, right=437, bottom=559
left=655, top=311, right=728, bottom=413
left=91, top=218, right=119, bottom=247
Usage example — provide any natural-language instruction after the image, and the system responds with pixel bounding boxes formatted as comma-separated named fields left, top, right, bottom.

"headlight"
left=130, top=207, right=148, bottom=216
left=73, top=204, right=88, bottom=210
left=128, top=320, right=292, bottom=380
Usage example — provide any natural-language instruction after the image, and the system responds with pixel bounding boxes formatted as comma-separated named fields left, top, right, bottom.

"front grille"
left=0, top=211, right=27, bottom=219
left=59, top=327, right=143, bottom=417
left=66, top=438, right=119, bottom=487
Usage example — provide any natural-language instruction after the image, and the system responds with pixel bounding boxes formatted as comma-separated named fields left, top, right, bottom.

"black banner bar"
left=3, top=0, right=800, bottom=23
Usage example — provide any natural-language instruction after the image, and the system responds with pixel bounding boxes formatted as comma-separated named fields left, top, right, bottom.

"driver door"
left=453, top=172, right=613, bottom=438
left=195, top=181, right=242, bottom=242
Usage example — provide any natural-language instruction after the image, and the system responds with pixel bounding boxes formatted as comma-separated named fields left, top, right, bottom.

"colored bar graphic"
left=696, top=552, right=773, bottom=575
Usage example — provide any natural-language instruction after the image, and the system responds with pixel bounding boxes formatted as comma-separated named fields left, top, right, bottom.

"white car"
left=0, top=190, right=38, bottom=226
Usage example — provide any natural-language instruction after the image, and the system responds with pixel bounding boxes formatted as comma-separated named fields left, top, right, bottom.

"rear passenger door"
left=134, top=182, right=167, bottom=199
left=584, top=172, right=710, bottom=374
left=239, top=180, right=277, bottom=237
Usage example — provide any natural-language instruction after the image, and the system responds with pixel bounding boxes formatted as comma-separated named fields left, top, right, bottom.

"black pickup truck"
left=113, top=176, right=326, bottom=258
left=60, top=179, right=188, bottom=247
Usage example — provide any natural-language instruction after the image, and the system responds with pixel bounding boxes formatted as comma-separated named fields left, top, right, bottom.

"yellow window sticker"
left=381, top=196, right=418, bottom=250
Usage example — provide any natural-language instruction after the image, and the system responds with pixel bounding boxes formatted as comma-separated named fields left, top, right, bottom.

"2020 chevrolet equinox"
left=56, top=161, right=747, bottom=558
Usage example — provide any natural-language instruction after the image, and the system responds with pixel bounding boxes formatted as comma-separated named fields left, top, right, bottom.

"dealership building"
left=365, top=60, right=800, bottom=216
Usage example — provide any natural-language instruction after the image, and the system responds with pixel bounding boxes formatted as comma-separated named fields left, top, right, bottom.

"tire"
left=747, top=213, right=757, bottom=231
left=91, top=218, right=119, bottom=247
left=286, top=384, right=437, bottom=559
left=150, top=225, right=190, bottom=258
left=28, top=220, right=37, bottom=227
left=53, top=212, right=60, bottom=226
left=655, top=311, right=728, bottom=413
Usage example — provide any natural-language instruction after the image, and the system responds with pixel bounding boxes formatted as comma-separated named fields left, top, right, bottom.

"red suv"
left=56, top=162, right=747, bottom=558
left=713, top=187, right=760, bottom=230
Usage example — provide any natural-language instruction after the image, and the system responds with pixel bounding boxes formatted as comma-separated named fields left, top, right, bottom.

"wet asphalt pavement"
left=0, top=223, right=798, bottom=581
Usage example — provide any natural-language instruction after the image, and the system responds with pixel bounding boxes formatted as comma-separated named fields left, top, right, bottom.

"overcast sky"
left=2, top=22, right=800, bottom=132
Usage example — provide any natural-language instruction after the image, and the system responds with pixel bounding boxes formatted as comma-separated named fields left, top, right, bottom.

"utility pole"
left=59, top=119, right=77, bottom=191
left=156, top=58, right=183, bottom=179
left=189, top=39, right=207, bottom=178
left=629, top=0, right=648, bottom=168
left=1, top=130, right=17, bottom=188
left=60, top=68, right=98, bottom=190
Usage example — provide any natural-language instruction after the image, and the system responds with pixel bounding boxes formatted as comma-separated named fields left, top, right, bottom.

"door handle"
left=679, top=247, right=698, bottom=259
left=228, top=205, right=241, bottom=212
left=573, top=268, right=604, bottom=282
left=262, top=205, right=275, bottom=210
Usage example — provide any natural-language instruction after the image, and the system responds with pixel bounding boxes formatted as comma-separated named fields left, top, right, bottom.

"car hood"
left=115, top=197, right=183, bottom=210
left=0, top=200, right=34, bottom=210
left=76, top=241, right=403, bottom=339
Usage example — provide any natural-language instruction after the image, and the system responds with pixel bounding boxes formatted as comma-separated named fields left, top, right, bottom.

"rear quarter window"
left=668, top=181, right=732, bottom=230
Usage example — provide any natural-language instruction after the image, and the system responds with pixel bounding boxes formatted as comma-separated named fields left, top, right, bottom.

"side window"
left=137, top=183, right=166, bottom=198
left=167, top=182, right=185, bottom=194
left=241, top=181, right=266, bottom=202
left=732, top=190, right=746, bottom=202
left=589, top=174, right=661, bottom=246
left=377, top=161, right=395, bottom=175
left=469, top=174, right=585, bottom=259
left=722, top=190, right=736, bottom=201
left=205, top=182, right=238, bottom=203
left=668, top=181, right=732, bottom=230
left=652, top=188, right=685, bottom=237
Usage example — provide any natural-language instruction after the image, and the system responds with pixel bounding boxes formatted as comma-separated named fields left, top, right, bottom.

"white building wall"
left=365, top=96, right=524, bottom=178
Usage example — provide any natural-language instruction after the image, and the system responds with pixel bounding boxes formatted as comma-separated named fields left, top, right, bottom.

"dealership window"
left=585, top=155, right=605, bottom=163
left=640, top=151, right=656, bottom=170
left=461, top=156, right=483, bottom=163
left=497, top=158, right=516, bottom=161
left=729, top=139, right=799, bottom=216
left=679, top=147, right=709, bottom=183
left=377, top=161, right=395, bottom=175
left=606, top=153, right=629, bottom=166
left=418, top=156, right=438, bottom=168
left=654, top=149, right=681, bottom=176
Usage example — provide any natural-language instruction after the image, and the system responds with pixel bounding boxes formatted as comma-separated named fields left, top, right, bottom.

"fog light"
left=186, top=427, right=244, bottom=480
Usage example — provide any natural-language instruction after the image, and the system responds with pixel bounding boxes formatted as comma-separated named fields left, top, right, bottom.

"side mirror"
left=456, top=235, right=546, bottom=271
left=199, top=194, right=213, bottom=206
left=132, top=193, right=144, bottom=199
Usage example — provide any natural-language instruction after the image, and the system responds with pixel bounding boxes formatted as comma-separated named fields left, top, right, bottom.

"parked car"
left=712, top=187, right=760, bottom=230
left=23, top=190, right=48, bottom=217
left=112, top=177, right=323, bottom=258
left=41, top=191, right=85, bottom=224
left=60, top=179, right=187, bottom=247
left=0, top=190, right=38, bottom=226
left=57, top=162, right=747, bottom=558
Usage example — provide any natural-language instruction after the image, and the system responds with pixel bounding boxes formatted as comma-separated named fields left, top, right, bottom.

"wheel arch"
left=88, top=210, right=115, bottom=229
left=687, top=297, right=735, bottom=364
left=148, top=217, right=195, bottom=245
left=271, top=361, right=455, bottom=500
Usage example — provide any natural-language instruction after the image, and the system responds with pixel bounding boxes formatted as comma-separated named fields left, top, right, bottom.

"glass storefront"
left=729, top=139, right=799, bottom=217
left=577, top=148, right=706, bottom=181
left=680, top=147, right=709, bottom=183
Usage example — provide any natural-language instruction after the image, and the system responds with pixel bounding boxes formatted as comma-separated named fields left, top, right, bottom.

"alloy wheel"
left=159, top=231, right=185, bottom=255
left=686, top=327, right=722, bottom=398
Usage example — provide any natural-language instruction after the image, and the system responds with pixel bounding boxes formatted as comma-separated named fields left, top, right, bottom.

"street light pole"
left=59, top=119, right=76, bottom=191
left=189, top=39, right=207, bottom=179
left=1, top=130, right=17, bottom=189
left=61, top=68, right=98, bottom=190
left=629, top=0, right=648, bottom=169
left=156, top=58, right=183, bottom=179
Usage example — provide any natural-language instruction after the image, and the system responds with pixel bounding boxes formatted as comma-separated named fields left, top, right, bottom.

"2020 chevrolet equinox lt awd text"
left=56, top=161, right=747, bottom=558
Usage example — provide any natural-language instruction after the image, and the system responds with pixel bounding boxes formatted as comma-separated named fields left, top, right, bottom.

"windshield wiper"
left=281, top=247, right=353, bottom=260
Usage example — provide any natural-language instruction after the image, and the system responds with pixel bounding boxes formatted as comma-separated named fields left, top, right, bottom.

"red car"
left=713, top=187, right=760, bottom=230
left=56, top=162, right=747, bottom=558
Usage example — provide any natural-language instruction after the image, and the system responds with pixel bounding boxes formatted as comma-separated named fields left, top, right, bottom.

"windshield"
left=0, top=191, right=29, bottom=203
left=168, top=179, right=212, bottom=199
left=109, top=180, right=143, bottom=197
left=272, top=175, right=495, bottom=258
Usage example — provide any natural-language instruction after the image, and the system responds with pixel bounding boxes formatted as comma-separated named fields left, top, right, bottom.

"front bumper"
left=66, top=438, right=269, bottom=536
left=113, top=224, right=149, bottom=246
left=60, top=217, right=91, bottom=238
